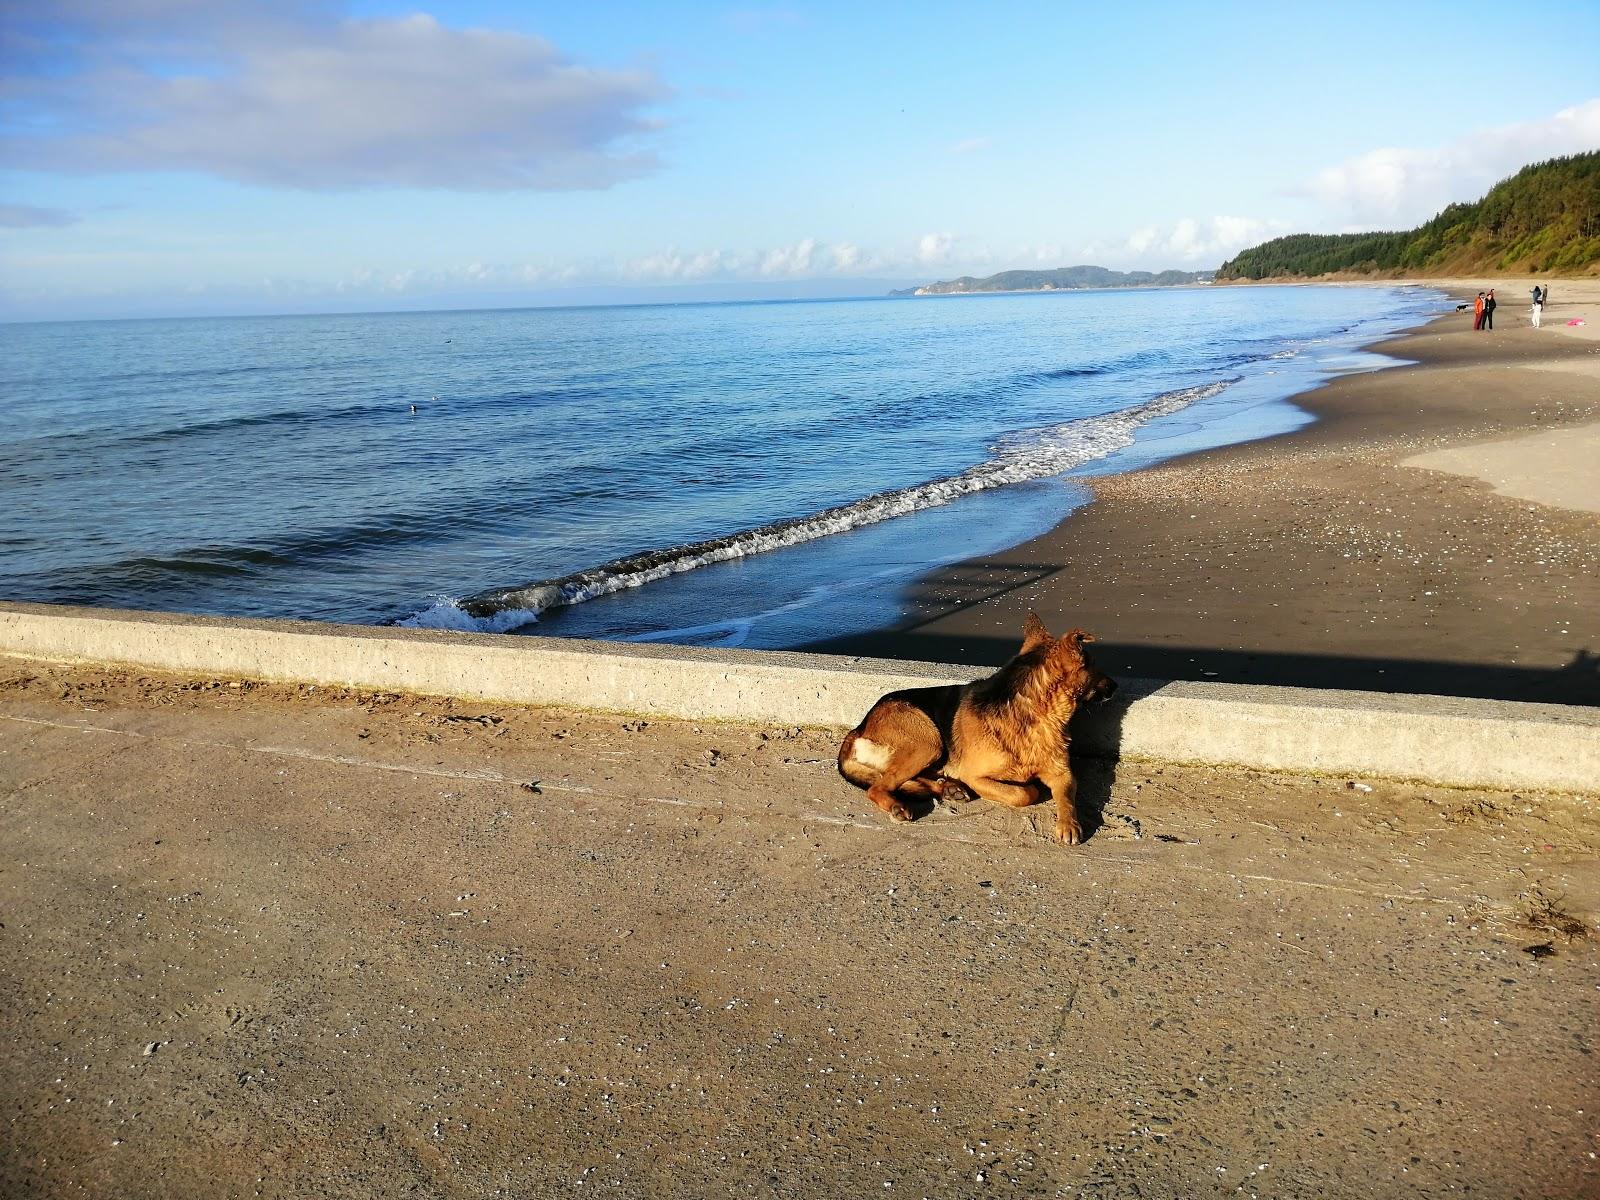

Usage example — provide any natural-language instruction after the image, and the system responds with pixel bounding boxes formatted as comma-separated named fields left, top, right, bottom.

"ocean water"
left=1, top=285, right=1444, bottom=649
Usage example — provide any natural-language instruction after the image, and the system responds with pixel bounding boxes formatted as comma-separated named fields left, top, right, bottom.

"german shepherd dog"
left=838, top=614, right=1116, bottom=844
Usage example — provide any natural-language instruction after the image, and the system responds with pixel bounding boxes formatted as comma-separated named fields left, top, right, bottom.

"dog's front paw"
left=1053, top=818, right=1083, bottom=846
left=933, top=777, right=976, bottom=804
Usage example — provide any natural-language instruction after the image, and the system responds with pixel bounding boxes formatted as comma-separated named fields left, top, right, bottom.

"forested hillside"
left=1217, top=152, right=1600, bottom=279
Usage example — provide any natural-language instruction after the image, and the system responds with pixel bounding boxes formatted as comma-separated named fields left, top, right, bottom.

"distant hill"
left=1217, top=152, right=1600, bottom=280
left=894, top=264, right=1214, bottom=296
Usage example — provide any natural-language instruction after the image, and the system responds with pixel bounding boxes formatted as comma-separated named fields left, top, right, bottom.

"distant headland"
left=892, top=265, right=1216, bottom=296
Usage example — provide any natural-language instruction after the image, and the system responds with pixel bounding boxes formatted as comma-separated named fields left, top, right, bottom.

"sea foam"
left=400, top=379, right=1236, bottom=634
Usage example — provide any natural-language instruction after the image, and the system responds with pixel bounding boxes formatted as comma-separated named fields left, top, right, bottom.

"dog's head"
left=1021, top=612, right=1118, bottom=704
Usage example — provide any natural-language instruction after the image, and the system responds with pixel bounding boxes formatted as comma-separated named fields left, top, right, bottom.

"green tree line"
left=1217, top=152, right=1600, bottom=279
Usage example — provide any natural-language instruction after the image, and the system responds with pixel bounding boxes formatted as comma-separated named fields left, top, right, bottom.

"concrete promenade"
left=2, top=647, right=1598, bottom=1198
left=2, top=602, right=1597, bottom=793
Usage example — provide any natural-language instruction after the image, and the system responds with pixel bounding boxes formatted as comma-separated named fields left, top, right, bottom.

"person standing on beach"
left=1483, top=289, right=1496, bottom=330
left=1532, top=284, right=1544, bottom=329
left=1473, top=292, right=1485, bottom=330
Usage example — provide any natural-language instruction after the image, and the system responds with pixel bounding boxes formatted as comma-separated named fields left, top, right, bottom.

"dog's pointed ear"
left=1021, top=611, right=1052, bottom=652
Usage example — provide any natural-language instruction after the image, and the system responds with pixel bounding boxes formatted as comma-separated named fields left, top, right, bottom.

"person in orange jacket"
left=1473, top=292, right=1485, bottom=330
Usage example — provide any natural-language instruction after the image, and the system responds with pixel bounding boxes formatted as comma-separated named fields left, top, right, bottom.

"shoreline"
left=806, top=280, right=1600, bottom=705
left=495, top=284, right=1445, bottom=647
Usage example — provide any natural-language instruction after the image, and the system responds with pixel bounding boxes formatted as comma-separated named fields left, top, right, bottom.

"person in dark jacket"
left=1483, top=289, right=1496, bottom=329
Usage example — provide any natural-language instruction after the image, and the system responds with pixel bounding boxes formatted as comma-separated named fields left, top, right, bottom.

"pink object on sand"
left=1566, top=318, right=1586, bottom=326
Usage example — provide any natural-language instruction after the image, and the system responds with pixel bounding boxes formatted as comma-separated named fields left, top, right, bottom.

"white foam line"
left=404, top=379, right=1238, bottom=633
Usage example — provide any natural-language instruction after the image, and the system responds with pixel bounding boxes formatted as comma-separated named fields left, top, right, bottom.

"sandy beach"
left=814, top=280, right=1600, bottom=705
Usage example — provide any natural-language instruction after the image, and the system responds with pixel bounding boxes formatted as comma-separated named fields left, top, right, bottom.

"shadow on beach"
left=809, top=627, right=1600, bottom=709
left=836, top=632, right=1596, bottom=842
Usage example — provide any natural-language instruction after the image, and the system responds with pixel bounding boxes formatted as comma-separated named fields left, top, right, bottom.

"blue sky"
left=2, top=0, right=1597, bottom=319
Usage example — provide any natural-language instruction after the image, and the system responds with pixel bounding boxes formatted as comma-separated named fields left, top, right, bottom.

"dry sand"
left=1427, top=276, right=1599, bottom=342
left=1, top=661, right=1597, bottom=1199
left=814, top=280, right=1600, bottom=706
left=1397, top=280, right=1599, bottom=512
left=1403, top=422, right=1600, bottom=515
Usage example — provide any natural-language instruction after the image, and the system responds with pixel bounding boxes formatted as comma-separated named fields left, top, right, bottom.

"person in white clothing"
left=1531, top=284, right=1545, bottom=328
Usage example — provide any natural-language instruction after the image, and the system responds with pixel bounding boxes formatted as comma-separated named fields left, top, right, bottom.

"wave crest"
left=400, top=379, right=1237, bottom=634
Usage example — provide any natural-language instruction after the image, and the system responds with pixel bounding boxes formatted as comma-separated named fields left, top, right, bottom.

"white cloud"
left=1121, top=216, right=1288, bottom=265
left=327, top=259, right=588, bottom=294
left=618, top=232, right=981, bottom=281
left=624, top=248, right=740, bottom=281
left=1304, top=99, right=1600, bottom=225
left=622, top=238, right=898, bottom=282
left=1124, top=227, right=1160, bottom=256
left=3, top=8, right=670, bottom=191
left=949, top=137, right=991, bottom=155
left=609, top=235, right=976, bottom=283
left=760, top=238, right=819, bottom=276
left=916, top=231, right=958, bottom=264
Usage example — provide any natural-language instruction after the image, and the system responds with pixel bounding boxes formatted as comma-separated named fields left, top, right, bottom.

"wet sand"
left=812, top=282, right=1600, bottom=705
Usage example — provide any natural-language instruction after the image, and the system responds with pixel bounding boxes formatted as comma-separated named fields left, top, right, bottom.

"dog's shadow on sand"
left=1068, top=757, right=1123, bottom=843
left=1067, top=698, right=1127, bottom=842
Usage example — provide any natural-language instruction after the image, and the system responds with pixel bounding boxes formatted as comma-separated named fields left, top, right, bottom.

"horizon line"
left=0, top=268, right=1236, bottom=327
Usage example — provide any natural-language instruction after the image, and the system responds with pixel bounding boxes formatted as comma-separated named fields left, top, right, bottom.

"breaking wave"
left=400, top=378, right=1237, bottom=634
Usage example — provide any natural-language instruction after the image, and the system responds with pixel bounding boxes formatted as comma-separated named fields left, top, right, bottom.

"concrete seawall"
left=1, top=600, right=1595, bottom=793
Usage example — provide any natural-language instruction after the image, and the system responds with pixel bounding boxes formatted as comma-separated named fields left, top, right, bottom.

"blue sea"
left=1, top=285, right=1444, bottom=649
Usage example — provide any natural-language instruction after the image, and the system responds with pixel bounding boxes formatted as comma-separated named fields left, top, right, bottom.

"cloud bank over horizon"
left=1303, top=99, right=1600, bottom=227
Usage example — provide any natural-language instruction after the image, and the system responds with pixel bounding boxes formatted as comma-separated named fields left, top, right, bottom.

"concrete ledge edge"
left=2, top=601, right=1595, bottom=794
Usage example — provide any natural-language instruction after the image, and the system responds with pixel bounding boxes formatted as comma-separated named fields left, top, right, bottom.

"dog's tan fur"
left=838, top=614, right=1116, bottom=844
